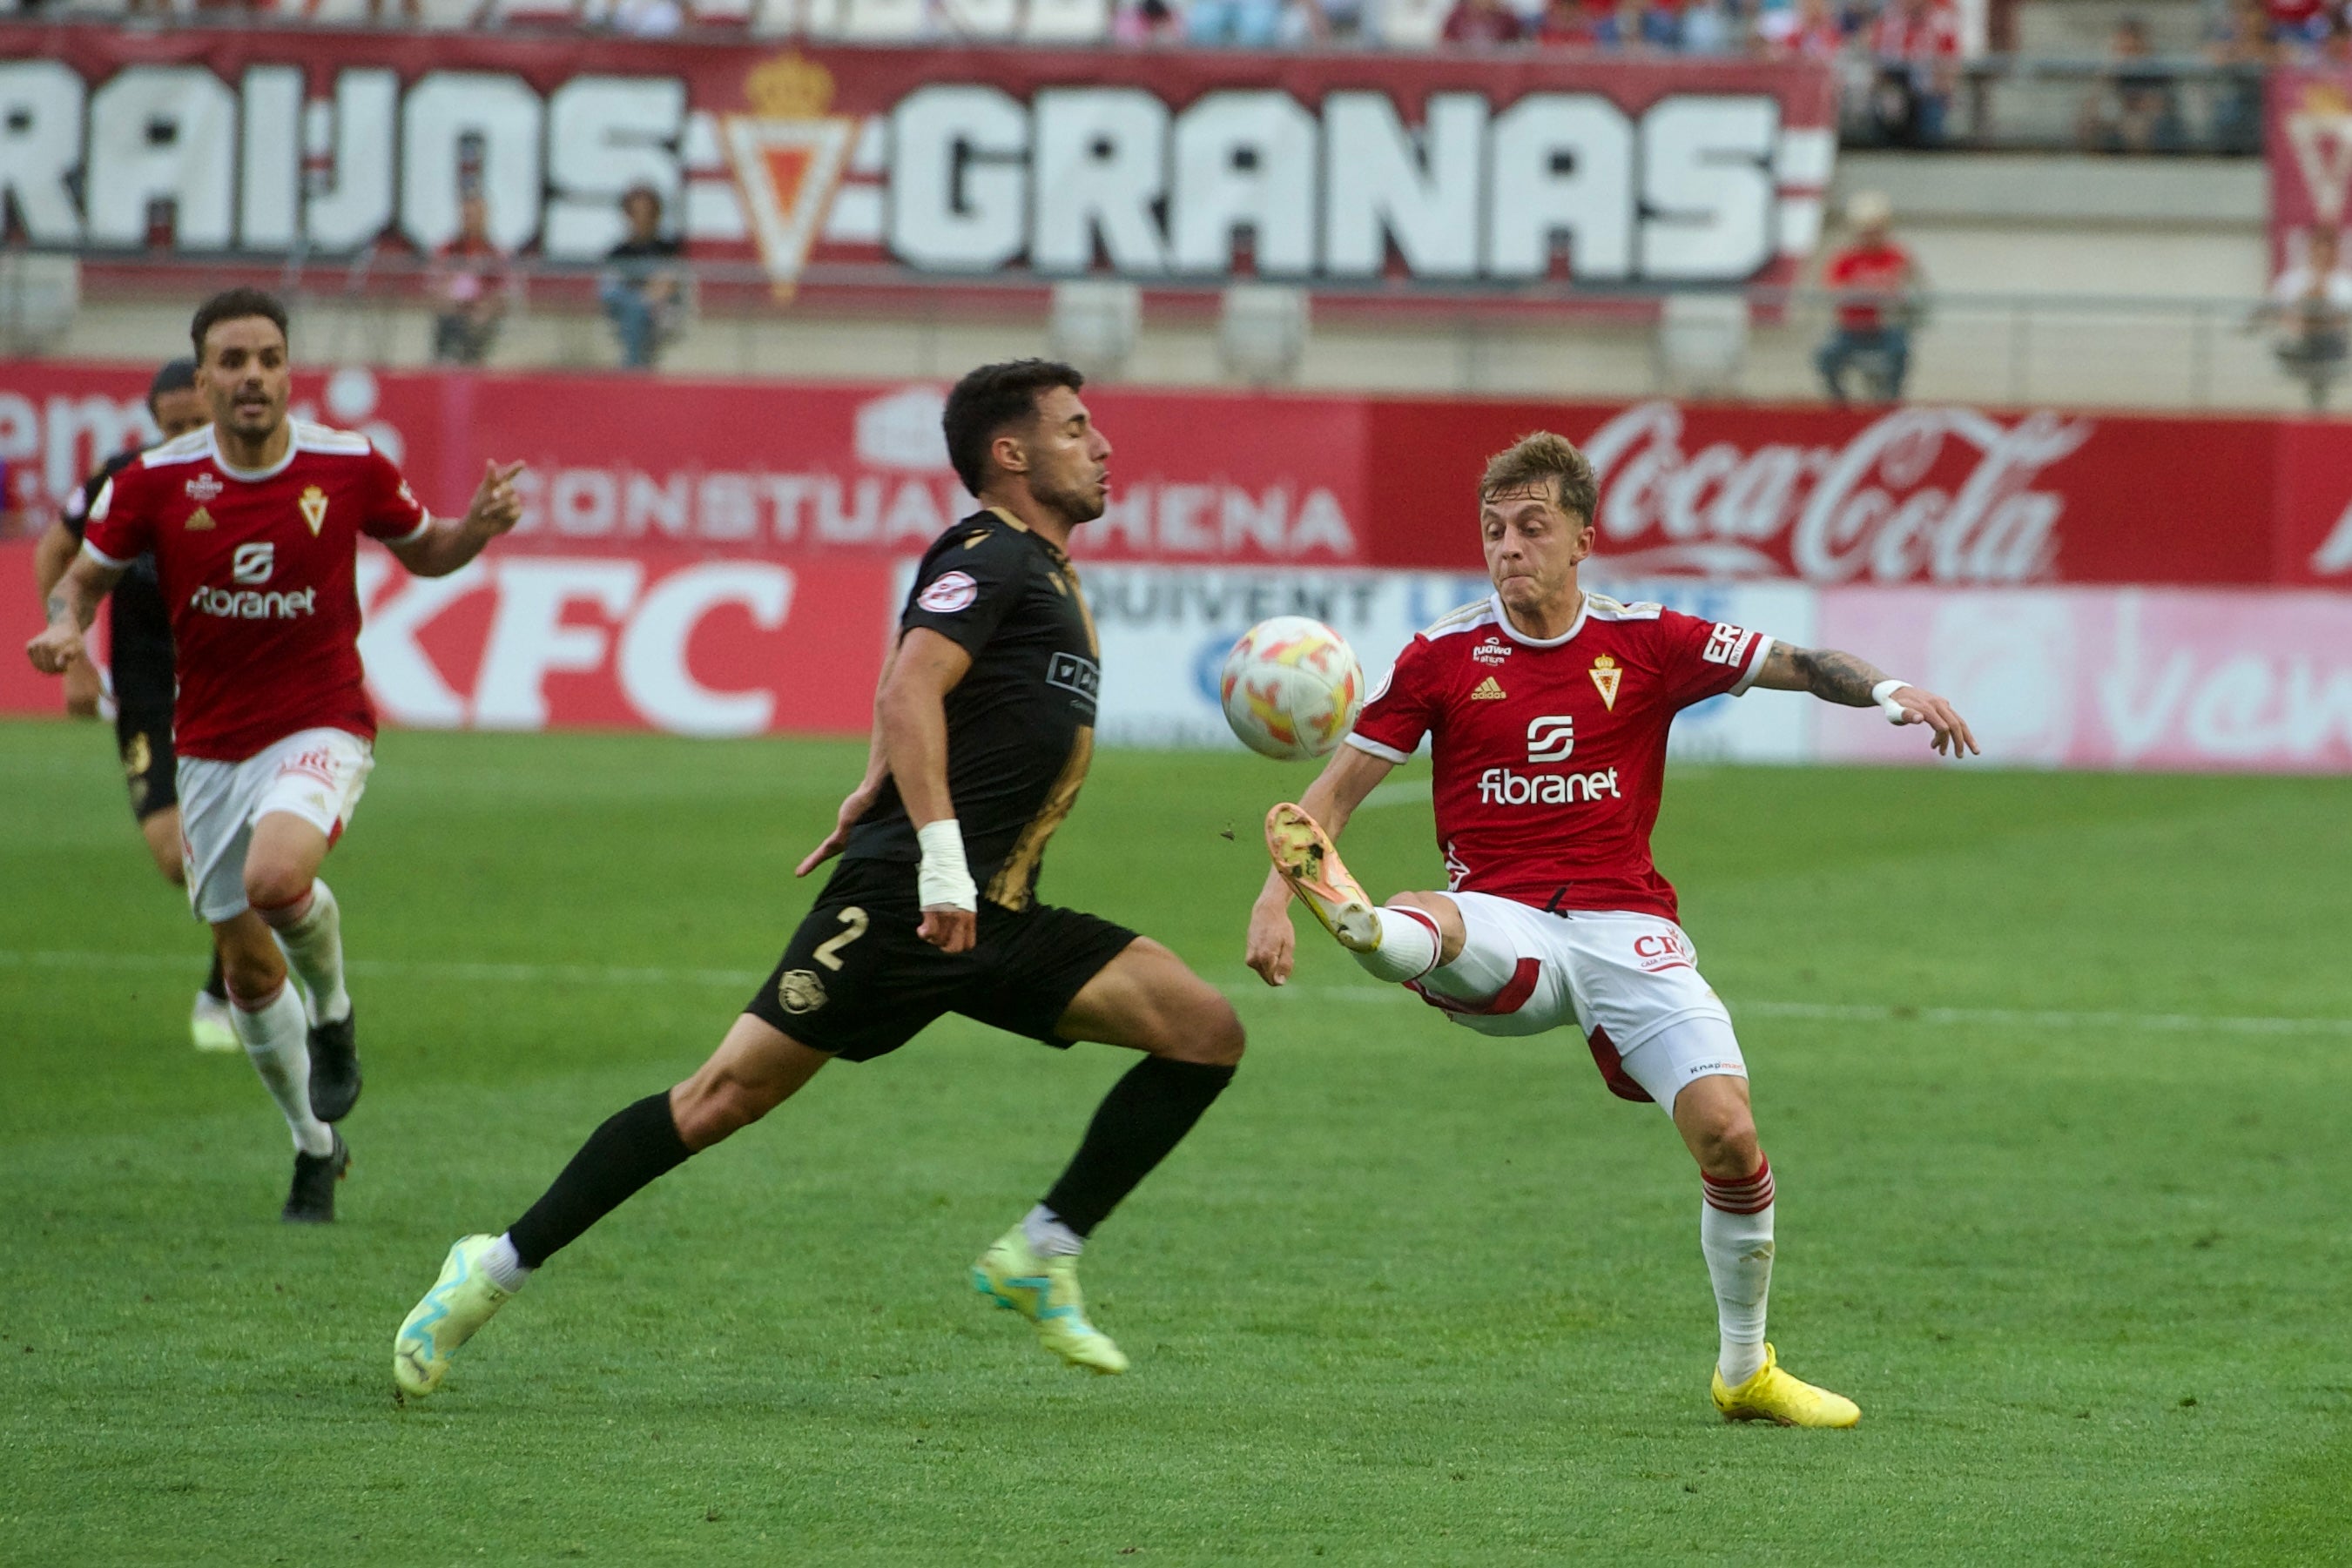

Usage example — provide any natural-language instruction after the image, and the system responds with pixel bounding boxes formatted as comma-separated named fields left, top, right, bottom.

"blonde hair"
left=1479, top=432, right=1597, bottom=525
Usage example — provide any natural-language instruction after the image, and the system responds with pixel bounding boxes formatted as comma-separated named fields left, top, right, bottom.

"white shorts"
left=177, top=727, right=374, bottom=924
left=1405, top=892, right=1745, bottom=1114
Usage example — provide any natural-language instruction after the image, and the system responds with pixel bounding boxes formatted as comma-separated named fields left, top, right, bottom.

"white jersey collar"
left=1489, top=590, right=1587, bottom=649
left=209, top=426, right=300, bottom=483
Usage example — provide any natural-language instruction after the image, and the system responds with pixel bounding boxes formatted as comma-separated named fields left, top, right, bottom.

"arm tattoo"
left=1789, top=646, right=1884, bottom=707
left=45, top=589, right=71, bottom=626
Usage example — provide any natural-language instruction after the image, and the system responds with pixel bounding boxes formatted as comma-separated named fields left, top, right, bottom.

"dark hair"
left=941, top=359, right=1085, bottom=495
left=190, top=288, right=289, bottom=363
left=146, top=357, right=198, bottom=413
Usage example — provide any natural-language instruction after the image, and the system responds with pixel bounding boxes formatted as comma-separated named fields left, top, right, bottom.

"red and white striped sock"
left=1701, top=1154, right=1776, bottom=1386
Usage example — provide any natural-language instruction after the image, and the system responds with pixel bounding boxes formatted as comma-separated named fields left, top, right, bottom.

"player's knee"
left=218, top=945, right=286, bottom=1007
left=1144, top=989, right=1245, bottom=1067
left=1686, top=1101, right=1760, bottom=1178
left=157, top=853, right=186, bottom=888
left=243, top=864, right=313, bottom=922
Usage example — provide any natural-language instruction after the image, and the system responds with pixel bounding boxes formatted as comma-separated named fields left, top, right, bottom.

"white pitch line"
left=4, top=948, right=2348, bottom=1039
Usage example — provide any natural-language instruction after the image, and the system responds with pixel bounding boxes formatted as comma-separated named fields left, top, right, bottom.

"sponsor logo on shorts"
left=189, top=585, right=317, bottom=620
left=1477, top=766, right=1620, bottom=806
left=1047, top=651, right=1101, bottom=701
left=917, top=570, right=979, bottom=614
left=278, top=748, right=341, bottom=788
left=776, top=968, right=827, bottom=1014
left=1632, top=929, right=1696, bottom=973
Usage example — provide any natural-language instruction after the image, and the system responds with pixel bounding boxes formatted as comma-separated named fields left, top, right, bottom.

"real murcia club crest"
left=725, top=54, right=857, bottom=301
left=299, top=485, right=328, bottom=536
left=2288, top=82, right=2352, bottom=227
left=1589, top=654, right=1622, bottom=711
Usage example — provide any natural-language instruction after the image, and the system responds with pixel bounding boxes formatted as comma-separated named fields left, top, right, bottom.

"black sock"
left=1041, top=1057, right=1236, bottom=1237
left=202, top=951, right=226, bottom=1002
left=507, top=1093, right=693, bottom=1269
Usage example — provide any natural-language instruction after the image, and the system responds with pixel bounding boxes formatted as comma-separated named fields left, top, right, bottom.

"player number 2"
left=813, top=907, right=868, bottom=972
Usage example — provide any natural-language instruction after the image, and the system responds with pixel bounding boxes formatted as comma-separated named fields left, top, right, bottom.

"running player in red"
left=1245, top=432, right=1978, bottom=1429
left=26, top=288, right=525, bottom=1222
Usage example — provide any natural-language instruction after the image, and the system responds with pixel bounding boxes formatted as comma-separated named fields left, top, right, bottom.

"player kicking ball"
left=1246, top=432, right=1978, bottom=1428
left=391, top=360, right=1244, bottom=1397
left=27, top=288, right=526, bottom=1222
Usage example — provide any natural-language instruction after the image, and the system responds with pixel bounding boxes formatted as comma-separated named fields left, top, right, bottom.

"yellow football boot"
left=1265, top=802, right=1380, bottom=952
left=394, top=1235, right=515, bottom=1397
left=1711, top=1343, right=1861, bottom=1428
left=971, top=1226, right=1129, bottom=1375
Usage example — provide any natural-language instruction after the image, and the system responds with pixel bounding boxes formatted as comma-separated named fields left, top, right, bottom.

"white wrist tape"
left=1871, top=678, right=1913, bottom=722
left=915, top=818, right=977, bottom=912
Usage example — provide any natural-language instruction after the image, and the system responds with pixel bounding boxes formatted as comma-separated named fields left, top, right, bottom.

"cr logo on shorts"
left=1632, top=929, right=1696, bottom=973
left=917, top=571, right=979, bottom=614
left=1526, top=715, right=1575, bottom=763
left=776, top=969, right=828, bottom=1014
left=232, top=542, right=275, bottom=585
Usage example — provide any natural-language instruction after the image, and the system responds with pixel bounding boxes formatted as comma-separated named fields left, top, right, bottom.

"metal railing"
left=1845, top=57, right=2268, bottom=156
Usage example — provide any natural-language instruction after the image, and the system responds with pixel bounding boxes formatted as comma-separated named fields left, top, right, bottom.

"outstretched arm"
left=796, top=636, right=902, bottom=879
left=1245, top=743, right=1396, bottom=986
left=25, top=550, right=126, bottom=678
left=387, top=460, right=526, bottom=578
left=1753, top=642, right=1979, bottom=757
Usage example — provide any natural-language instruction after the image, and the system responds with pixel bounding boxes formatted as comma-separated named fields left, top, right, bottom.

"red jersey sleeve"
left=78, top=468, right=156, bottom=568
left=1654, top=607, right=1774, bottom=710
left=361, top=448, right=432, bottom=544
left=1347, top=633, right=1440, bottom=762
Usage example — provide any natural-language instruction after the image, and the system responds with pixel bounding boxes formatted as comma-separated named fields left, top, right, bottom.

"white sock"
left=1022, top=1203, right=1084, bottom=1258
left=482, top=1233, right=533, bottom=1292
left=1701, top=1156, right=1776, bottom=1386
left=233, top=982, right=336, bottom=1157
left=1351, top=906, right=1442, bottom=984
left=270, top=879, right=349, bottom=1026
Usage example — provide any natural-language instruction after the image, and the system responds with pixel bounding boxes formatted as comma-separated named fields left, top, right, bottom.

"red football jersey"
left=1348, top=592, right=1773, bottom=922
left=81, top=421, right=430, bottom=761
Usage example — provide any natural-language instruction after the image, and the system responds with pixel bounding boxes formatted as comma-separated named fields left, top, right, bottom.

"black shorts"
left=746, top=857, right=1138, bottom=1062
left=114, top=703, right=178, bottom=823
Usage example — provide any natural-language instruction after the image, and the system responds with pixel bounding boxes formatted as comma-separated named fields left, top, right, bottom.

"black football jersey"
left=843, top=508, right=1102, bottom=911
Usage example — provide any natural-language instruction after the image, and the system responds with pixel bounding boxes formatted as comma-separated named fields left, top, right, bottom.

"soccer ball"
left=1220, top=616, right=1365, bottom=761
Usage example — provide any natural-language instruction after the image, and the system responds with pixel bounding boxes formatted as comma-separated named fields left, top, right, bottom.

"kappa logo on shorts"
left=917, top=571, right=980, bottom=614
left=777, top=968, right=828, bottom=1014
left=1632, top=930, right=1697, bottom=974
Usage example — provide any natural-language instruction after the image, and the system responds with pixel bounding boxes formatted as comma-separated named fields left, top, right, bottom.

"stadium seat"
left=1218, top=283, right=1311, bottom=386
left=1049, top=280, right=1143, bottom=381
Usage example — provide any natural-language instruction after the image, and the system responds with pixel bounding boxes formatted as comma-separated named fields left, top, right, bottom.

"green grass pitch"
left=3, top=718, right=2349, bottom=1565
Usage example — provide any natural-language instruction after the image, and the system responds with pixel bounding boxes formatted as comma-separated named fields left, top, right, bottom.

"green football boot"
left=394, top=1234, right=515, bottom=1397
left=971, top=1225, right=1129, bottom=1375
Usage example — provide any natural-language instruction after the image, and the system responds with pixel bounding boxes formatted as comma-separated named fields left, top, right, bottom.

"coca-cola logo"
left=1580, top=403, right=2094, bottom=584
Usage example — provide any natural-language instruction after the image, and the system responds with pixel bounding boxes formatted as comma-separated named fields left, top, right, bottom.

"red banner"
left=0, top=26, right=1835, bottom=294
left=9, top=363, right=2352, bottom=587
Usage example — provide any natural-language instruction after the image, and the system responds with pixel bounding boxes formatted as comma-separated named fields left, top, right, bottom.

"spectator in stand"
left=2262, top=0, right=2330, bottom=50
left=430, top=194, right=511, bottom=367
left=1591, top=0, right=1679, bottom=48
left=1110, top=0, right=1188, bottom=41
left=2205, top=0, right=2274, bottom=153
left=610, top=0, right=685, bottom=33
left=2077, top=17, right=2186, bottom=154
left=1759, top=0, right=1846, bottom=57
left=600, top=185, right=688, bottom=372
left=1533, top=0, right=1599, bottom=46
left=1444, top=0, right=1525, bottom=44
left=1815, top=190, right=1923, bottom=404
left=1187, top=0, right=1285, bottom=45
left=2253, top=228, right=2352, bottom=408
left=1866, top=0, right=1962, bottom=147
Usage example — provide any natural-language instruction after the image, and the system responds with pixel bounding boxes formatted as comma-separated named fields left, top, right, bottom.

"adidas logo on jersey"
left=184, top=506, right=215, bottom=530
left=1470, top=676, right=1506, bottom=701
